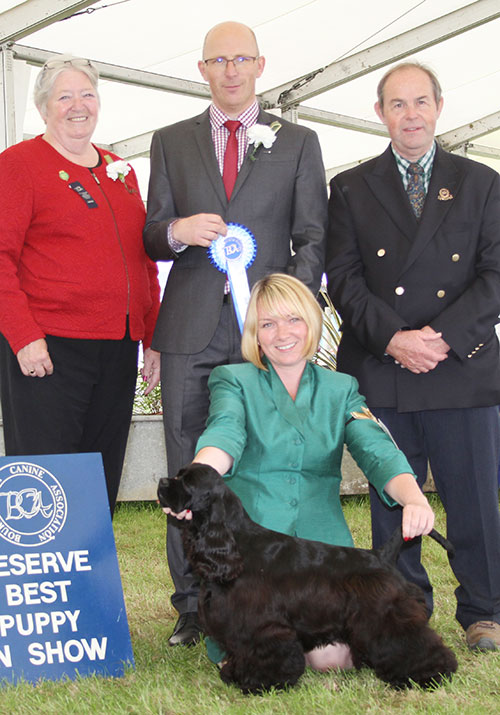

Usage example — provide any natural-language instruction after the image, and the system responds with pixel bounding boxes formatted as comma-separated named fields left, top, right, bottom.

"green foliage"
left=132, top=368, right=162, bottom=415
left=2, top=495, right=499, bottom=713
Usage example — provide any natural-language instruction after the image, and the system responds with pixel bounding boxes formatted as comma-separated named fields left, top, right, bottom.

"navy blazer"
left=143, top=108, right=327, bottom=354
left=326, top=144, right=500, bottom=411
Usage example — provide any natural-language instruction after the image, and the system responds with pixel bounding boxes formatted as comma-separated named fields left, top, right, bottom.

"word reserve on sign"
left=0, top=453, right=134, bottom=684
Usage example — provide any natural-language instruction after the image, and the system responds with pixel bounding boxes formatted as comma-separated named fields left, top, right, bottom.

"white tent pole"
left=0, top=46, right=16, bottom=151
left=261, top=0, right=500, bottom=109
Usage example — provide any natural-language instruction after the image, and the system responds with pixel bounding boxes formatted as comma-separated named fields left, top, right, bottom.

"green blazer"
left=196, top=361, right=414, bottom=547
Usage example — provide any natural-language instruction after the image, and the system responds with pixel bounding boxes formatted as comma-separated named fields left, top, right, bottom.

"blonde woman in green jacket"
left=166, top=273, right=435, bottom=670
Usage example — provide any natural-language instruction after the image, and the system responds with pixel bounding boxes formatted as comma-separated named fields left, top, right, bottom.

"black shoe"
left=168, top=613, right=201, bottom=647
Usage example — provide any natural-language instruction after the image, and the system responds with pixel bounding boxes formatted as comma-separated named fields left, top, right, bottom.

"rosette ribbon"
left=208, top=223, right=257, bottom=332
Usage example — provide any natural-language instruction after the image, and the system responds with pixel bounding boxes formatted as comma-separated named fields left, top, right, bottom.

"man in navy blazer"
left=144, top=21, right=327, bottom=645
left=327, top=62, right=500, bottom=651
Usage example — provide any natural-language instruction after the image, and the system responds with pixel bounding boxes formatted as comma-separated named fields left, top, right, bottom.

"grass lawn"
left=0, top=494, right=499, bottom=714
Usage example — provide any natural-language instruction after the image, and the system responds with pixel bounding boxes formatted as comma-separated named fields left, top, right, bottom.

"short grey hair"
left=34, top=55, right=99, bottom=117
left=377, top=61, right=442, bottom=110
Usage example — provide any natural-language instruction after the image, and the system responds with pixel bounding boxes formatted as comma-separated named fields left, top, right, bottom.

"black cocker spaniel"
left=158, top=463, right=457, bottom=694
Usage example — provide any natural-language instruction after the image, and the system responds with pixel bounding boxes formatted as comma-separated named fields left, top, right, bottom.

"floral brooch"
left=104, top=155, right=135, bottom=192
left=247, top=121, right=282, bottom=160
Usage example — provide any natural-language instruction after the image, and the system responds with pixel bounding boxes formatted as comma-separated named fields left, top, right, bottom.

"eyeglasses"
left=203, top=56, right=258, bottom=70
left=42, top=58, right=93, bottom=73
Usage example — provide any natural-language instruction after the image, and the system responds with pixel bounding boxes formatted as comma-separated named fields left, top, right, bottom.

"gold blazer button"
left=395, top=286, right=405, bottom=295
left=437, top=290, right=446, bottom=298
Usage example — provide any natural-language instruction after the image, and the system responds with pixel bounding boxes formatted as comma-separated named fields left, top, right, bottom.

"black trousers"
left=0, top=332, right=138, bottom=515
left=370, top=405, right=500, bottom=630
left=160, top=302, right=242, bottom=614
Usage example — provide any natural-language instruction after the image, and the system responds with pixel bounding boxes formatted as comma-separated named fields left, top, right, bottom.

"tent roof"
left=2, top=0, right=500, bottom=191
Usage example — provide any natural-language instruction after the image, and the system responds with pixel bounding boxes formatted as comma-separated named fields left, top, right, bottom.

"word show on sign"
left=0, top=637, right=107, bottom=668
left=0, top=454, right=134, bottom=683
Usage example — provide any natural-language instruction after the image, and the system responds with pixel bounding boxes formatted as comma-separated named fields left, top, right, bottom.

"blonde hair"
left=242, top=273, right=323, bottom=370
left=34, top=55, right=99, bottom=117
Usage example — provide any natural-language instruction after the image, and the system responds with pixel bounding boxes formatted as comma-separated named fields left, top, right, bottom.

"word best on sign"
left=0, top=453, right=134, bottom=685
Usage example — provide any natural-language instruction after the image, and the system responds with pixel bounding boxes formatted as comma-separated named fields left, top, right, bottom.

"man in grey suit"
left=144, top=21, right=327, bottom=645
left=327, top=62, right=500, bottom=651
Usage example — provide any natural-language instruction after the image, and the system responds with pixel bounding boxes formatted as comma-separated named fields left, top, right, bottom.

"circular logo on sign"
left=0, top=461, right=67, bottom=547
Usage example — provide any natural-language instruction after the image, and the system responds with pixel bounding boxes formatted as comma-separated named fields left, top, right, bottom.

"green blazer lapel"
left=193, top=110, right=227, bottom=208
left=402, top=147, right=463, bottom=273
left=265, top=362, right=307, bottom=437
left=365, top=146, right=416, bottom=244
left=293, top=363, right=314, bottom=426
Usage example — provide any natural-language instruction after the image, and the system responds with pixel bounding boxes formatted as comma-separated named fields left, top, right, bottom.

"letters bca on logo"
left=223, top=237, right=243, bottom=260
left=0, top=462, right=67, bottom=547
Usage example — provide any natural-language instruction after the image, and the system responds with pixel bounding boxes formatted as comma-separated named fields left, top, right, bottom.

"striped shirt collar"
left=392, top=141, right=436, bottom=193
left=209, top=100, right=261, bottom=174
left=209, top=100, right=260, bottom=129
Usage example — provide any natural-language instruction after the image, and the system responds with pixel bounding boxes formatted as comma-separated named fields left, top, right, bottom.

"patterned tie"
left=223, top=120, right=241, bottom=199
left=406, top=162, right=425, bottom=219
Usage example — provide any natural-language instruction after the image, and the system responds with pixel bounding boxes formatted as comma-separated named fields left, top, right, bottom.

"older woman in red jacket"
left=0, top=55, right=161, bottom=514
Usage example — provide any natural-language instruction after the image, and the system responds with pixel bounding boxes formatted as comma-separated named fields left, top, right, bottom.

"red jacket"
left=0, top=136, right=160, bottom=354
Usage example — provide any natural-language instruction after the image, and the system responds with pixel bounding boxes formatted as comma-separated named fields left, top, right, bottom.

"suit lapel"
left=193, top=106, right=281, bottom=206
left=365, top=145, right=465, bottom=276
left=364, top=146, right=416, bottom=243
left=230, top=108, right=277, bottom=202
left=193, top=110, right=227, bottom=208
left=401, top=146, right=463, bottom=273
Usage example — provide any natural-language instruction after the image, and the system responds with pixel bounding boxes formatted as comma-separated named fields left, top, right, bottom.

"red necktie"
left=223, top=120, right=241, bottom=199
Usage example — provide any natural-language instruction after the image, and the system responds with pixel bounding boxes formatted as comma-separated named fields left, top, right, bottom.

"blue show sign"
left=0, top=453, right=134, bottom=685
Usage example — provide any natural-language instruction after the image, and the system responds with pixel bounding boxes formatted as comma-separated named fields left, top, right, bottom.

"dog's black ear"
left=186, top=491, right=243, bottom=583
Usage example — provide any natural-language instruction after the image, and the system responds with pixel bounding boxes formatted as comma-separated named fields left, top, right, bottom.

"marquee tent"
left=1, top=0, right=500, bottom=198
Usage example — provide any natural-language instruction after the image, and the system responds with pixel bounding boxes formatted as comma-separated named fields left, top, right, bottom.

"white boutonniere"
left=104, top=154, right=136, bottom=193
left=105, top=157, right=131, bottom=183
left=247, top=121, right=282, bottom=160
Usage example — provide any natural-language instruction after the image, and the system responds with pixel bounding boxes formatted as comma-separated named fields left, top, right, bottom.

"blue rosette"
left=208, top=223, right=257, bottom=332
left=208, top=223, right=257, bottom=273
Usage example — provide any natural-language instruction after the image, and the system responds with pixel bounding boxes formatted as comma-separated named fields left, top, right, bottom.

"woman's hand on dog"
left=162, top=506, right=193, bottom=521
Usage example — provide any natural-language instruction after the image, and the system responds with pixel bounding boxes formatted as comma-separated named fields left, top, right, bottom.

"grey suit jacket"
left=143, top=107, right=327, bottom=354
left=326, top=144, right=500, bottom=411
